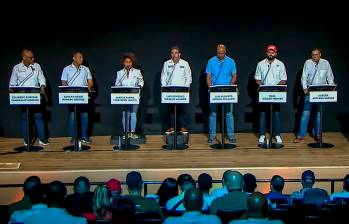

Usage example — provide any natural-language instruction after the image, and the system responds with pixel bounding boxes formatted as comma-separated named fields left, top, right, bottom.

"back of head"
left=111, top=196, right=136, bottom=224
left=93, top=185, right=111, bottom=217
left=198, top=173, right=213, bottom=192
left=247, top=192, right=268, bottom=219
left=73, top=176, right=90, bottom=194
left=126, top=171, right=143, bottom=192
left=271, top=175, right=285, bottom=192
left=177, top=174, right=195, bottom=192
left=157, top=178, right=178, bottom=206
left=47, top=181, right=67, bottom=208
left=23, top=176, right=41, bottom=196
left=183, top=188, right=203, bottom=211
left=301, top=170, right=315, bottom=188
left=225, top=171, right=243, bottom=191
left=343, top=174, right=349, bottom=191
left=28, top=184, right=45, bottom=205
left=243, top=173, right=257, bottom=193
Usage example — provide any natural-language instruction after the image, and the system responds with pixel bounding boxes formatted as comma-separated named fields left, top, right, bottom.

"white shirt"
left=301, top=58, right=334, bottom=89
left=255, top=58, right=287, bottom=85
left=210, top=186, right=228, bottom=200
left=203, top=194, right=215, bottom=207
left=229, top=218, right=284, bottom=224
left=166, top=192, right=209, bottom=212
left=22, top=207, right=86, bottom=224
left=164, top=211, right=221, bottom=224
left=9, top=62, right=46, bottom=87
left=10, top=203, right=48, bottom=223
left=61, top=64, right=92, bottom=86
left=161, top=59, right=192, bottom=87
left=115, top=68, right=144, bottom=87
left=330, top=190, right=349, bottom=201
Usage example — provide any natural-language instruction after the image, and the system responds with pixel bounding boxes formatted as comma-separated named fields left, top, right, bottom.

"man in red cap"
left=106, top=178, right=122, bottom=198
left=255, top=44, right=287, bottom=145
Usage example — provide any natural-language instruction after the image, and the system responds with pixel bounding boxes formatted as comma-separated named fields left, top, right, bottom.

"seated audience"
left=111, top=196, right=136, bottom=224
left=198, top=173, right=215, bottom=207
left=83, top=185, right=112, bottom=221
left=291, top=170, right=316, bottom=203
left=210, top=170, right=230, bottom=199
left=266, top=175, right=290, bottom=205
left=243, top=173, right=257, bottom=194
left=330, top=174, right=349, bottom=202
left=156, top=177, right=179, bottom=207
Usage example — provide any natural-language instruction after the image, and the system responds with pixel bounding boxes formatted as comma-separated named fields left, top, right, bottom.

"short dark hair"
left=126, top=171, right=143, bottom=191
left=343, top=174, right=349, bottom=191
left=74, top=176, right=90, bottom=188
left=122, top=53, right=136, bottom=64
left=46, top=181, right=67, bottom=207
left=311, top=48, right=322, bottom=54
left=243, top=173, right=257, bottom=193
left=177, top=174, right=195, bottom=187
left=171, top=46, right=181, bottom=53
left=198, top=173, right=212, bottom=191
left=271, top=175, right=285, bottom=192
left=72, top=51, right=83, bottom=57
left=23, top=176, right=41, bottom=196
left=28, top=184, right=45, bottom=205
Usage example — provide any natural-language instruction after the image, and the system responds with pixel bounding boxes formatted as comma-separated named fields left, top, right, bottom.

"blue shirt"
left=205, top=56, right=237, bottom=85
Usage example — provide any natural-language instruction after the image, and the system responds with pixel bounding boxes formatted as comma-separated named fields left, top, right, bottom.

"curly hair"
left=122, top=53, right=136, bottom=65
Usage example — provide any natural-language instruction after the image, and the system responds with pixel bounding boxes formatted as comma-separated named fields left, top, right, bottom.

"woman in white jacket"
left=115, top=53, right=144, bottom=139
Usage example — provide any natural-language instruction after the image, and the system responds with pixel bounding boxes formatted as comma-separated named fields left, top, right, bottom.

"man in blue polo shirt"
left=206, top=44, right=237, bottom=144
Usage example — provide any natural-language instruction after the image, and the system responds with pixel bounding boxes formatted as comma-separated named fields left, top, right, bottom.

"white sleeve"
left=37, top=64, right=46, bottom=86
left=280, top=63, right=287, bottom=81
left=86, top=67, right=92, bottom=80
left=326, top=61, right=335, bottom=84
left=137, top=70, right=144, bottom=87
left=115, top=71, right=121, bottom=86
left=161, top=62, right=167, bottom=87
left=185, top=62, right=192, bottom=86
left=9, top=66, right=18, bottom=86
left=301, top=61, right=308, bottom=89
left=254, top=63, right=262, bottom=80
left=61, top=67, right=68, bottom=81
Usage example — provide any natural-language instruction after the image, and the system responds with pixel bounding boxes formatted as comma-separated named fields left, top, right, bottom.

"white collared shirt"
left=301, top=58, right=334, bottom=89
left=161, top=59, right=192, bottom=87
left=22, top=207, right=86, bottom=224
left=255, top=58, right=287, bottom=85
left=330, top=190, right=349, bottom=201
left=10, top=203, right=48, bottom=223
left=210, top=186, right=228, bottom=199
left=9, top=62, right=46, bottom=87
left=115, top=68, right=144, bottom=87
left=61, top=64, right=92, bottom=87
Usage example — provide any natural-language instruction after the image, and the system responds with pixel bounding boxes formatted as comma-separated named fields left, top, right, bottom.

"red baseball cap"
left=106, top=178, right=121, bottom=192
left=266, top=45, right=278, bottom=53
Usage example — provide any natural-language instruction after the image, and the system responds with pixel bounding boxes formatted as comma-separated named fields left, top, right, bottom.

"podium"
left=111, top=86, right=140, bottom=150
left=9, top=86, right=43, bottom=152
left=209, top=85, right=238, bottom=149
left=258, top=85, right=287, bottom=149
left=161, top=86, right=190, bottom=150
left=59, top=86, right=90, bottom=151
left=308, top=84, right=337, bottom=148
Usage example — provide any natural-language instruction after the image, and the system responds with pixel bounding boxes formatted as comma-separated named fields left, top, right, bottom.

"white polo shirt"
left=10, top=203, right=48, bottom=223
left=301, top=58, right=334, bottom=89
left=115, top=68, right=144, bottom=87
left=255, top=58, right=287, bottom=85
left=22, top=207, right=86, bottom=224
left=61, top=64, right=92, bottom=86
left=9, top=62, right=46, bottom=87
left=161, top=59, right=192, bottom=87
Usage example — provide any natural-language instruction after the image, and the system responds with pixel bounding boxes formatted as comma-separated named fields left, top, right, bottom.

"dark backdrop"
left=1, top=10, right=348, bottom=137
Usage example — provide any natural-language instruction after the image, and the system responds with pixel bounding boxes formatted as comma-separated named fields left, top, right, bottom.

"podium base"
left=63, top=145, right=90, bottom=152
left=162, top=144, right=188, bottom=150
left=14, top=145, right=43, bottom=152
left=211, top=143, right=236, bottom=150
left=258, top=143, right=284, bottom=149
left=113, top=144, right=139, bottom=151
left=308, top=143, right=334, bottom=148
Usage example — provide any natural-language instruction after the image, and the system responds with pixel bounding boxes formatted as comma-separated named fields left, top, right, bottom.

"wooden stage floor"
left=0, top=133, right=348, bottom=204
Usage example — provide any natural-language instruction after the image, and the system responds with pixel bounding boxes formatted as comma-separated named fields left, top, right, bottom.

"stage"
left=0, top=133, right=348, bottom=204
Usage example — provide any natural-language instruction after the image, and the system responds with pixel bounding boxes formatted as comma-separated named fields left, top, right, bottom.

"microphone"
left=115, top=70, right=127, bottom=86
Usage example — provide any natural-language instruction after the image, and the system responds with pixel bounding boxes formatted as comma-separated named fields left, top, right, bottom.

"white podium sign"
left=259, top=92, right=287, bottom=103
left=161, top=92, right=189, bottom=104
left=59, top=93, right=89, bottom=104
left=210, top=92, right=238, bottom=103
left=9, top=93, right=41, bottom=105
left=111, top=93, right=140, bottom=104
left=309, top=91, right=337, bottom=103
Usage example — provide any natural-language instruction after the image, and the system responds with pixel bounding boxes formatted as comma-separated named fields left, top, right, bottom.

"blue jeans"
left=298, top=95, right=321, bottom=138
left=122, top=105, right=138, bottom=132
left=21, top=106, right=46, bottom=142
left=209, top=103, right=234, bottom=139
left=259, top=103, right=281, bottom=136
left=69, top=105, right=89, bottom=140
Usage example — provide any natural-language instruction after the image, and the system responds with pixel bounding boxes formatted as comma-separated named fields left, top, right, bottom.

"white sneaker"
left=258, top=135, right=266, bottom=144
left=275, top=135, right=283, bottom=144
left=39, top=140, right=49, bottom=146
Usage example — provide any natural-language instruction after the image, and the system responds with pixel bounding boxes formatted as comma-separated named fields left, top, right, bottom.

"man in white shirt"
left=330, top=174, right=349, bottom=201
left=294, top=48, right=335, bottom=143
left=161, top=46, right=192, bottom=134
left=210, top=170, right=231, bottom=200
left=164, top=188, right=221, bottom=224
left=22, top=181, right=87, bottom=224
left=115, top=53, right=144, bottom=139
left=9, top=50, right=49, bottom=146
left=61, top=51, right=94, bottom=144
left=255, top=45, right=287, bottom=145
